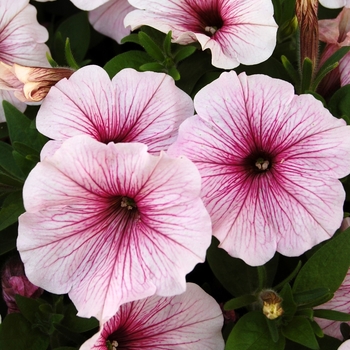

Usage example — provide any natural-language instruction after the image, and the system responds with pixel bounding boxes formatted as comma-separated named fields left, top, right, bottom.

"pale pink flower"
left=2, top=255, right=43, bottom=314
left=168, top=71, right=350, bottom=266
left=36, top=65, right=193, bottom=159
left=315, top=268, right=350, bottom=340
left=124, top=0, right=278, bottom=69
left=17, top=136, right=212, bottom=322
left=319, top=0, right=350, bottom=8
left=89, top=0, right=134, bottom=44
left=339, top=340, right=350, bottom=350
left=80, top=283, right=224, bottom=350
left=318, top=7, right=350, bottom=94
left=0, top=0, right=50, bottom=121
left=0, top=62, right=74, bottom=104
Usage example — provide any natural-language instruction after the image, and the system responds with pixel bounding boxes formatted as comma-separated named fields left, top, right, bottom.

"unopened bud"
left=1, top=255, right=43, bottom=314
left=0, top=62, right=74, bottom=104
left=259, top=289, right=284, bottom=320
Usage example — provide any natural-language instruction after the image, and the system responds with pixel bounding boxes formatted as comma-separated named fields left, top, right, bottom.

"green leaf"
left=293, top=228, right=350, bottom=295
left=313, top=309, right=350, bottom=321
left=293, top=288, right=331, bottom=305
left=0, top=141, right=24, bottom=180
left=15, top=295, right=47, bottom=325
left=224, top=295, right=257, bottom=310
left=61, top=303, right=98, bottom=333
left=121, top=33, right=140, bottom=45
left=274, top=261, right=302, bottom=291
left=103, top=51, right=153, bottom=78
left=163, top=31, right=172, bottom=57
left=296, top=308, right=314, bottom=320
left=281, top=55, right=299, bottom=86
left=0, top=313, right=49, bottom=350
left=167, top=66, right=181, bottom=80
left=328, top=85, right=350, bottom=119
left=173, top=45, right=197, bottom=63
left=12, top=150, right=37, bottom=177
left=53, top=323, right=86, bottom=345
left=65, top=38, right=80, bottom=70
left=0, top=191, right=24, bottom=231
left=138, top=31, right=165, bottom=62
left=279, top=283, right=297, bottom=321
left=300, top=58, right=314, bottom=93
left=0, top=122, right=8, bottom=139
left=139, top=62, right=165, bottom=72
left=54, top=12, right=90, bottom=65
left=266, top=318, right=280, bottom=343
left=3, top=101, right=47, bottom=153
left=0, top=223, right=18, bottom=255
left=225, top=311, right=285, bottom=350
left=282, top=317, right=319, bottom=349
left=312, top=46, right=350, bottom=90
left=310, top=320, right=324, bottom=338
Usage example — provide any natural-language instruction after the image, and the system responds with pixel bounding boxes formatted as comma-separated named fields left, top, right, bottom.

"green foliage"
left=225, top=311, right=285, bottom=350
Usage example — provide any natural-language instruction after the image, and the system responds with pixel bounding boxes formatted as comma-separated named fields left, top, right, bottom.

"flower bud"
left=259, top=289, right=284, bottom=320
left=1, top=255, right=43, bottom=314
left=0, top=62, right=74, bottom=104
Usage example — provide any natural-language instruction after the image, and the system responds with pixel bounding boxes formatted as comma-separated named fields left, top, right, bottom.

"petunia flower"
left=0, top=62, right=74, bottom=104
left=124, top=0, right=278, bottom=69
left=1, top=255, right=43, bottom=314
left=17, top=136, right=212, bottom=322
left=0, top=0, right=50, bottom=122
left=339, top=340, right=350, bottom=350
left=89, top=0, right=135, bottom=44
left=318, top=7, right=350, bottom=95
left=168, top=71, right=350, bottom=266
left=319, top=0, right=350, bottom=8
left=36, top=65, right=193, bottom=159
left=80, top=283, right=224, bottom=350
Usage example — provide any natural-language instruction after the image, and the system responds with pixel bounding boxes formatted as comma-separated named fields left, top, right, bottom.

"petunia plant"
left=2, top=0, right=350, bottom=349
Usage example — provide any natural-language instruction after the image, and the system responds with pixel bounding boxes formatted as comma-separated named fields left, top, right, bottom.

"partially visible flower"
left=339, top=340, right=350, bottom=350
left=0, top=62, right=74, bottom=104
left=17, top=136, right=212, bottom=322
left=1, top=255, right=43, bottom=314
left=318, top=7, right=350, bottom=95
left=36, top=65, right=193, bottom=158
left=89, top=0, right=134, bottom=44
left=168, top=71, right=350, bottom=266
left=0, top=0, right=50, bottom=121
left=124, top=0, right=278, bottom=69
left=80, top=283, right=224, bottom=350
left=319, top=0, right=350, bottom=8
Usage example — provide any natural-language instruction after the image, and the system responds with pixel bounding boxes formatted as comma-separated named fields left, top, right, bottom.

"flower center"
left=120, top=196, right=137, bottom=211
left=255, top=157, right=270, bottom=171
left=106, top=340, right=118, bottom=350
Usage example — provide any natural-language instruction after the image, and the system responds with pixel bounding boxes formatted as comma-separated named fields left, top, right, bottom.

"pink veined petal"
left=339, top=52, right=350, bottom=86
left=36, top=65, right=193, bottom=155
left=339, top=340, right=350, bottom=350
left=125, top=0, right=277, bottom=69
left=18, top=136, right=211, bottom=321
left=89, top=0, right=134, bottom=44
left=80, top=283, right=224, bottom=350
left=0, top=90, right=26, bottom=122
left=168, top=71, right=350, bottom=266
left=69, top=0, right=110, bottom=11
left=315, top=270, right=350, bottom=340
left=0, top=0, right=49, bottom=66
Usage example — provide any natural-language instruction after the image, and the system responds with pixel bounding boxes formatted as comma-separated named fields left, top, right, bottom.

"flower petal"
left=80, top=283, right=224, bottom=350
left=36, top=66, right=193, bottom=156
left=18, top=136, right=211, bottom=321
left=89, top=0, right=134, bottom=44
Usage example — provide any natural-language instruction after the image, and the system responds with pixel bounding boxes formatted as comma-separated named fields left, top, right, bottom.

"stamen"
left=120, top=196, right=137, bottom=210
left=255, top=158, right=270, bottom=171
left=112, top=340, right=118, bottom=349
left=204, top=26, right=217, bottom=35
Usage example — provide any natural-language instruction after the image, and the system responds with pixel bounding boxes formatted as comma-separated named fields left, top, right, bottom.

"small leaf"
left=139, top=62, right=165, bottom=72
left=65, top=38, right=80, bottom=70
left=138, top=31, right=164, bottom=62
left=226, top=311, right=285, bottom=350
left=293, top=288, right=331, bottom=305
left=103, top=51, right=153, bottom=78
left=328, top=85, right=350, bottom=119
left=282, top=317, right=319, bottom=349
left=173, top=45, right=197, bottom=63
left=0, top=191, right=24, bottom=231
left=279, top=283, right=297, bottom=321
left=224, top=295, right=257, bottom=310
left=163, top=31, right=172, bottom=56
left=281, top=55, right=299, bottom=86
left=167, top=66, right=181, bottom=80
left=313, top=309, right=350, bottom=321
left=121, top=33, right=140, bottom=45
left=300, top=58, right=314, bottom=93
left=310, top=320, right=324, bottom=338
left=293, top=228, right=350, bottom=295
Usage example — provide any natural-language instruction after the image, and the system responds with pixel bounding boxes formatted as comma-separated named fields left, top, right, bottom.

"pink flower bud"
left=0, top=62, right=74, bottom=104
left=1, top=255, right=43, bottom=314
